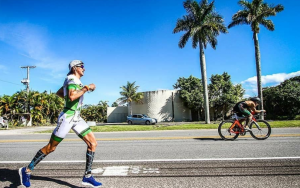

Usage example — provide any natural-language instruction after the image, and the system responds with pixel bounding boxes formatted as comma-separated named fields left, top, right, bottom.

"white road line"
left=1, top=156, right=300, bottom=164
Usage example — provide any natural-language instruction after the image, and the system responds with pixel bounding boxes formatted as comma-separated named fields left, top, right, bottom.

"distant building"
left=107, top=90, right=192, bottom=123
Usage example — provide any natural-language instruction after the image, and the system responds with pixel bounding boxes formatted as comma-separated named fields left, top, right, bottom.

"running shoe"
left=82, top=175, right=102, bottom=187
left=19, top=167, right=31, bottom=187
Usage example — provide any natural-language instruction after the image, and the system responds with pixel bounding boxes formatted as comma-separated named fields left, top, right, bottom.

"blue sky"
left=0, top=0, right=299, bottom=106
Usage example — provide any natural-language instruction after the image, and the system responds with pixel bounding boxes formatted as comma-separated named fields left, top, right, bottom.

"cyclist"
left=19, top=60, right=102, bottom=187
left=233, top=97, right=266, bottom=130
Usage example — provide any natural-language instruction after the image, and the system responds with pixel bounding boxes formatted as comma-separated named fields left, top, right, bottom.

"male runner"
left=19, top=60, right=102, bottom=187
left=233, top=97, right=266, bottom=129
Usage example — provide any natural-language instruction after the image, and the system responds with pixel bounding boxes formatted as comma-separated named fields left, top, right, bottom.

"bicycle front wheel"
left=249, top=119, right=271, bottom=140
left=218, top=120, right=239, bottom=141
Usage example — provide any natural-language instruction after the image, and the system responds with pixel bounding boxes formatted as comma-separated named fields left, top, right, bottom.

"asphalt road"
left=0, top=128, right=300, bottom=188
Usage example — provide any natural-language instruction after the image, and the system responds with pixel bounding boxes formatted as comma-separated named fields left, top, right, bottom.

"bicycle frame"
left=229, top=113, right=261, bottom=134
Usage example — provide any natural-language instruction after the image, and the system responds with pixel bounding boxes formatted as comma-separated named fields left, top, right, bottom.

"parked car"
left=0, top=117, right=8, bottom=128
left=127, top=114, right=157, bottom=125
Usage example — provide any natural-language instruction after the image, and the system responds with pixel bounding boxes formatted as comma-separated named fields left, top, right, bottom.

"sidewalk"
left=0, top=126, right=56, bottom=135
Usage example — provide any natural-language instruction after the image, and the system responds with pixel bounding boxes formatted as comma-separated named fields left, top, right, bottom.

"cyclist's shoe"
left=244, top=126, right=252, bottom=132
left=82, top=175, right=102, bottom=187
left=19, top=167, right=31, bottom=187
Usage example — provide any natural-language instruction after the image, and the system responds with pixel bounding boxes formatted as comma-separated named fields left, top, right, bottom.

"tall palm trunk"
left=128, top=102, right=132, bottom=115
left=253, top=32, right=264, bottom=119
left=199, top=42, right=210, bottom=124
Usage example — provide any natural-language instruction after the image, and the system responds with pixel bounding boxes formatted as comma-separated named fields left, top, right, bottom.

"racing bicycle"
left=218, top=111, right=271, bottom=141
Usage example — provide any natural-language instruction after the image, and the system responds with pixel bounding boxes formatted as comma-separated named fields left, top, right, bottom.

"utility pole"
left=21, top=66, right=36, bottom=93
left=20, top=66, right=36, bottom=126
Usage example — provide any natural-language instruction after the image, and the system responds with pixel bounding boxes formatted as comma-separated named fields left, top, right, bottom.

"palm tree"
left=116, top=81, right=144, bottom=115
left=173, top=0, right=228, bottom=124
left=228, top=0, right=284, bottom=112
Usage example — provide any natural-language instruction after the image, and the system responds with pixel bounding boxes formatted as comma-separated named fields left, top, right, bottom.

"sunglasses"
left=76, top=65, right=84, bottom=69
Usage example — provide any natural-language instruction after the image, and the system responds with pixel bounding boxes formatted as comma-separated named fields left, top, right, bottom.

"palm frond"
left=174, top=0, right=227, bottom=51
left=261, top=19, right=274, bottom=31
left=230, top=0, right=283, bottom=33
left=192, top=33, right=199, bottom=49
left=199, top=0, right=214, bottom=23
left=179, top=31, right=191, bottom=48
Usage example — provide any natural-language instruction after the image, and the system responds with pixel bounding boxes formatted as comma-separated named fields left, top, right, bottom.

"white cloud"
left=242, top=71, right=300, bottom=86
left=241, top=70, right=300, bottom=97
left=0, top=23, right=67, bottom=79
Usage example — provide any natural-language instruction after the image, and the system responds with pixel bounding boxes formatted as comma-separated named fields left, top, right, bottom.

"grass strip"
left=34, top=120, right=300, bottom=133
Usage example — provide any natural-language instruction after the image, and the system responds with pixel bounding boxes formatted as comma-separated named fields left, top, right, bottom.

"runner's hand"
left=89, top=84, right=96, bottom=91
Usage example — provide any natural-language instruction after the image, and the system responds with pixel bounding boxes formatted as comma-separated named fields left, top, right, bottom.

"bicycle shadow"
left=193, top=138, right=223, bottom=141
left=0, top=168, right=83, bottom=188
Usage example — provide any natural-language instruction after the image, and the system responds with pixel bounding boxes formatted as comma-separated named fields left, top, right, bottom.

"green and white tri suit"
left=52, top=75, right=91, bottom=142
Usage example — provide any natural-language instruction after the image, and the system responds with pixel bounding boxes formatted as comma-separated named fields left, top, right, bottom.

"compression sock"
left=27, top=150, right=47, bottom=171
left=85, top=150, right=95, bottom=176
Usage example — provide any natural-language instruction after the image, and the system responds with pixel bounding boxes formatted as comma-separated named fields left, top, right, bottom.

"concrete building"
left=107, top=90, right=192, bottom=123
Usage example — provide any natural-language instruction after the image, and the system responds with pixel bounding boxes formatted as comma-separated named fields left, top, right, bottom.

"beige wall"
left=107, top=106, right=128, bottom=123
left=131, top=90, right=191, bottom=122
left=107, top=90, right=191, bottom=123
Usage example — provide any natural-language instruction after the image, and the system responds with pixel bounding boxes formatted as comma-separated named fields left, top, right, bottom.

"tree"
left=0, top=94, right=17, bottom=122
left=81, top=101, right=109, bottom=122
left=111, top=102, right=118, bottom=107
left=116, top=81, right=143, bottom=115
left=173, top=75, right=204, bottom=120
left=209, top=72, right=244, bottom=120
left=0, top=90, right=64, bottom=125
left=173, top=0, right=228, bottom=124
left=228, top=0, right=284, bottom=112
left=263, top=76, right=300, bottom=119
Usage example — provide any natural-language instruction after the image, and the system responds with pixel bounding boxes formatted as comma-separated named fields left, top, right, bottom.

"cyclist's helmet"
left=249, top=97, right=261, bottom=103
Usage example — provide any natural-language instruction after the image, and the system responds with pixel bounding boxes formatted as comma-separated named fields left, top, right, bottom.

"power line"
left=0, top=79, right=23, bottom=86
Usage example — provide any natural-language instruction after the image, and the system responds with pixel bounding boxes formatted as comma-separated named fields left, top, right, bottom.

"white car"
left=0, top=117, right=8, bottom=128
left=127, top=114, right=157, bottom=125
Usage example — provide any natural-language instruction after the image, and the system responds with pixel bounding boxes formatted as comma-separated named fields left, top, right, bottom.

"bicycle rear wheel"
left=218, top=120, right=239, bottom=141
left=249, top=119, right=271, bottom=140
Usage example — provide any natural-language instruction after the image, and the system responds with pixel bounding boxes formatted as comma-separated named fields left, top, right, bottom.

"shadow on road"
left=193, top=138, right=223, bottom=141
left=0, top=168, right=83, bottom=188
left=0, top=168, right=20, bottom=188
left=31, top=175, right=83, bottom=188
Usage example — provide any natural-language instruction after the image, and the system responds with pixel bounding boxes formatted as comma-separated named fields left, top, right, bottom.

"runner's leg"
left=82, top=132, right=98, bottom=174
left=27, top=138, right=60, bottom=172
left=19, top=113, right=71, bottom=187
left=25, top=112, right=70, bottom=172
left=73, top=118, right=102, bottom=187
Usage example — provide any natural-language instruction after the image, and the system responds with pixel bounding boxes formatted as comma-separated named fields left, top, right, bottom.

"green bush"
left=294, top=115, right=300, bottom=120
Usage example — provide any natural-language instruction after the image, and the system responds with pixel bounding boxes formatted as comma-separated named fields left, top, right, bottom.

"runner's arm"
left=56, top=86, right=64, bottom=99
left=68, top=87, right=89, bottom=101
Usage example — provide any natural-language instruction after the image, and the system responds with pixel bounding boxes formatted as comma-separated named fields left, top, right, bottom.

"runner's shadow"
left=0, top=168, right=20, bottom=188
left=31, top=176, right=83, bottom=188
left=0, top=169, right=83, bottom=188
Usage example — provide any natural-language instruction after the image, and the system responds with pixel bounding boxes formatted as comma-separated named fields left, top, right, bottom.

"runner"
left=19, top=60, right=102, bottom=187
